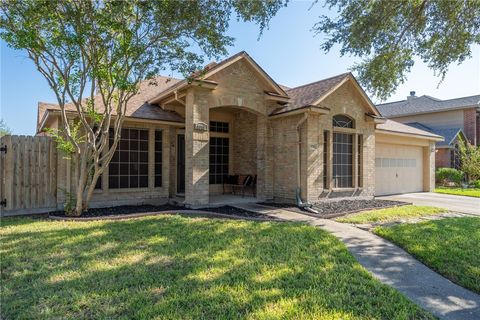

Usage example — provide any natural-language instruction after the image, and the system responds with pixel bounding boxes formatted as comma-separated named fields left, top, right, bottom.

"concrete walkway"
left=233, top=203, right=480, bottom=320
left=378, top=192, right=480, bottom=216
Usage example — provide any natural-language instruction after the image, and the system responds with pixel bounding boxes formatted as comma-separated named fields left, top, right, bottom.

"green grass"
left=0, top=215, right=432, bottom=319
left=435, top=187, right=480, bottom=198
left=374, top=217, right=480, bottom=294
left=336, top=205, right=445, bottom=224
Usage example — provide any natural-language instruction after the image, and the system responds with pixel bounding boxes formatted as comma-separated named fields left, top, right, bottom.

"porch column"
left=305, top=114, right=322, bottom=202
left=423, top=141, right=436, bottom=192
left=184, top=88, right=210, bottom=206
left=256, top=115, right=273, bottom=200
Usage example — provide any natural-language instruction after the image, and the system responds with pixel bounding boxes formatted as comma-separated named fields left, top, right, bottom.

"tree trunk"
left=74, top=150, right=88, bottom=216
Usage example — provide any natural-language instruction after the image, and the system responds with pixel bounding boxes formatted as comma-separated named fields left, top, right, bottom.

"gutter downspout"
left=295, top=112, right=321, bottom=214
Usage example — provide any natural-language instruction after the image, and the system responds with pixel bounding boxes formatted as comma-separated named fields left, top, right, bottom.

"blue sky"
left=1, top=1, right=479, bottom=135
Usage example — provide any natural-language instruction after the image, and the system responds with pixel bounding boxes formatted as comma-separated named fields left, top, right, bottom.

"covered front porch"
left=147, top=52, right=290, bottom=207
left=173, top=105, right=270, bottom=207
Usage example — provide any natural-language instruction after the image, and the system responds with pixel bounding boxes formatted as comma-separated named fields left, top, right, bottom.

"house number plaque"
left=194, top=122, right=208, bottom=132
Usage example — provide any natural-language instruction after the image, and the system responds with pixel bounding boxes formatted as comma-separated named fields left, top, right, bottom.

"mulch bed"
left=260, top=199, right=410, bottom=218
left=49, top=204, right=277, bottom=221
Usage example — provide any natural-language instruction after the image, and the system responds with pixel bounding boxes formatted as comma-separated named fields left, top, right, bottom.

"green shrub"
left=436, top=168, right=464, bottom=186
left=473, top=180, right=480, bottom=188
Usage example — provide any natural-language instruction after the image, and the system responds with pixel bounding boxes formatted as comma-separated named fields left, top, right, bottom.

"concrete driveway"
left=378, top=192, right=480, bottom=216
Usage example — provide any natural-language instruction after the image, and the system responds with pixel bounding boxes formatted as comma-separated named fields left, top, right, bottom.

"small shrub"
left=473, top=180, right=480, bottom=188
left=58, top=187, right=77, bottom=216
left=435, top=168, right=464, bottom=186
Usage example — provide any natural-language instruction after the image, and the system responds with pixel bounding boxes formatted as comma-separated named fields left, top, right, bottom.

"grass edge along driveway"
left=374, top=217, right=480, bottom=294
left=1, top=215, right=433, bottom=319
left=336, top=205, right=445, bottom=224
left=435, top=187, right=480, bottom=198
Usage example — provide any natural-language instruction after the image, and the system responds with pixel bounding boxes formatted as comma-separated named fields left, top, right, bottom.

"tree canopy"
left=0, top=119, right=11, bottom=137
left=314, top=0, right=480, bottom=100
left=0, top=0, right=286, bottom=215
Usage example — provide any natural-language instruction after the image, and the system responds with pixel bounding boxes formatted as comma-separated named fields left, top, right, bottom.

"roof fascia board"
left=43, top=109, right=185, bottom=128
left=269, top=106, right=329, bottom=119
left=149, top=79, right=217, bottom=104
left=201, top=53, right=288, bottom=97
left=311, top=76, right=380, bottom=116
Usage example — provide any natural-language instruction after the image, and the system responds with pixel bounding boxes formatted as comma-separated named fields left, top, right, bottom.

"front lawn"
left=336, top=205, right=445, bottom=224
left=0, top=215, right=432, bottom=319
left=374, top=217, right=480, bottom=294
left=435, top=187, right=480, bottom=198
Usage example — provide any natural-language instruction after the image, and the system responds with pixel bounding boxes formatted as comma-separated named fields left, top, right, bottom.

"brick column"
left=256, top=115, right=273, bottom=200
left=184, top=88, right=210, bottom=207
left=464, top=108, right=477, bottom=145
left=423, top=142, right=436, bottom=192
left=305, top=114, right=321, bottom=202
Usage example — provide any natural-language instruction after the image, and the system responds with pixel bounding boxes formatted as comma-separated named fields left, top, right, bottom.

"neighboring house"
left=37, top=51, right=442, bottom=208
left=377, top=92, right=480, bottom=169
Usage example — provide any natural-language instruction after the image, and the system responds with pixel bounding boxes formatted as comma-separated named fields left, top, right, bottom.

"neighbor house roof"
left=377, top=94, right=480, bottom=118
left=270, top=72, right=381, bottom=117
left=37, top=76, right=184, bottom=133
left=376, top=119, right=444, bottom=141
left=405, top=122, right=464, bottom=147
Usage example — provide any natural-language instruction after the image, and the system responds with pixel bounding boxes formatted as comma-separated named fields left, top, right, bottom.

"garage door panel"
left=375, top=143, right=423, bottom=196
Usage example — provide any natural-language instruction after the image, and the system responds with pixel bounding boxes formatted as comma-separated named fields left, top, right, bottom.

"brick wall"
left=464, top=108, right=477, bottom=145
left=477, top=113, right=480, bottom=146
left=233, top=111, right=257, bottom=175
left=435, top=148, right=450, bottom=168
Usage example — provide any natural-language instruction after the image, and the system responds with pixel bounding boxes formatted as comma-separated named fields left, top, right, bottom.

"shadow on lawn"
left=1, top=216, right=431, bottom=319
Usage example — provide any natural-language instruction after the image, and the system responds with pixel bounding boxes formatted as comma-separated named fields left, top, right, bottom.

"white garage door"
left=375, top=143, right=423, bottom=196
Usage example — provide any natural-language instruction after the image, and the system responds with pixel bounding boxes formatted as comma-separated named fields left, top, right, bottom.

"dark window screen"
left=154, top=130, right=162, bottom=187
left=209, top=137, right=229, bottom=184
left=108, top=128, right=149, bottom=189
left=323, top=131, right=329, bottom=189
left=333, top=132, right=353, bottom=188
left=357, top=135, right=363, bottom=187
left=210, top=121, right=229, bottom=133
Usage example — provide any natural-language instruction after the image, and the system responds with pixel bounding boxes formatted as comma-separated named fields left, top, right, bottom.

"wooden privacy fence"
left=0, top=135, right=58, bottom=216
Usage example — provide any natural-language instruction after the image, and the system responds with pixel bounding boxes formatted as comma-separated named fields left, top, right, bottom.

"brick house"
left=37, top=51, right=442, bottom=208
left=377, top=92, right=480, bottom=169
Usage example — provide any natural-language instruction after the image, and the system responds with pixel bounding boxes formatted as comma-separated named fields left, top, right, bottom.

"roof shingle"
left=377, top=94, right=480, bottom=118
left=271, top=73, right=350, bottom=115
left=405, top=122, right=463, bottom=147
left=376, top=119, right=443, bottom=140
left=38, top=76, right=184, bottom=132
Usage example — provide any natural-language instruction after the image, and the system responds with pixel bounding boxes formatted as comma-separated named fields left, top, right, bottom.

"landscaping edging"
left=263, top=202, right=412, bottom=219
left=49, top=209, right=284, bottom=222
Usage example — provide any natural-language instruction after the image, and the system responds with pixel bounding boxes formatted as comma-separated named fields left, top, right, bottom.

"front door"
left=177, top=134, right=185, bottom=194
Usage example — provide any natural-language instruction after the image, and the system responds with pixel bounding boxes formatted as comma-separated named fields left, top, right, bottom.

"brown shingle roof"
left=376, top=119, right=443, bottom=140
left=37, top=76, right=184, bottom=132
left=271, top=73, right=351, bottom=115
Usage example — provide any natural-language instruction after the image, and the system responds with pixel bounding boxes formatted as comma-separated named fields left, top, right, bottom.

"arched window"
left=333, top=115, right=355, bottom=129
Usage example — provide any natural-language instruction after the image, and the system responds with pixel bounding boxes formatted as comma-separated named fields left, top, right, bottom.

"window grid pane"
left=357, top=135, right=363, bottom=188
left=333, top=132, right=353, bottom=188
left=210, top=121, right=229, bottom=133
left=209, top=137, right=229, bottom=184
left=154, top=130, right=162, bottom=187
left=323, top=131, right=329, bottom=188
left=333, top=115, right=355, bottom=128
left=109, top=128, right=149, bottom=189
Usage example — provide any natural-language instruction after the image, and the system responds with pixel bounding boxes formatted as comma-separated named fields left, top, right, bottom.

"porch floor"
left=208, top=194, right=259, bottom=208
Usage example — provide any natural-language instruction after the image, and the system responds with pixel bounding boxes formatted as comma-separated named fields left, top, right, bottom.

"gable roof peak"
left=286, top=72, right=351, bottom=92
